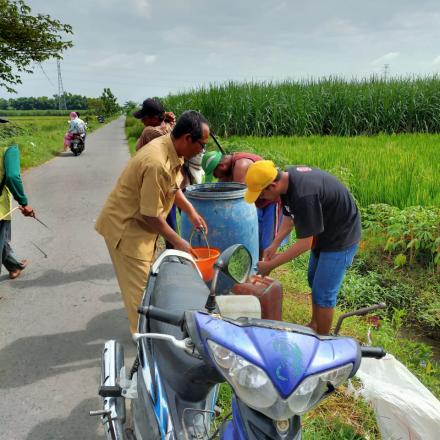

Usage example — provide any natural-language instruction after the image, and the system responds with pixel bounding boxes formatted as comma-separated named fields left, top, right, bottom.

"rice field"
left=125, top=114, right=439, bottom=208
left=163, top=76, right=440, bottom=136
left=223, top=133, right=440, bottom=208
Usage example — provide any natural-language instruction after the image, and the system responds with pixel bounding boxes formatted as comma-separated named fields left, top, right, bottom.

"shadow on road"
left=26, top=398, right=105, bottom=440
left=99, top=292, right=123, bottom=303
left=7, top=263, right=115, bottom=288
left=0, top=307, right=132, bottom=389
left=53, top=151, right=74, bottom=157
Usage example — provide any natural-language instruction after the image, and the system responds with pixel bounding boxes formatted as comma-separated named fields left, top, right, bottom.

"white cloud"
left=324, top=18, right=359, bottom=36
left=273, top=1, right=287, bottom=13
left=161, top=26, right=195, bottom=45
left=96, top=0, right=151, bottom=17
left=432, top=56, right=440, bottom=66
left=90, top=52, right=156, bottom=69
left=133, top=0, right=151, bottom=17
left=390, top=11, right=440, bottom=30
left=371, top=52, right=400, bottom=66
left=144, top=55, right=157, bottom=64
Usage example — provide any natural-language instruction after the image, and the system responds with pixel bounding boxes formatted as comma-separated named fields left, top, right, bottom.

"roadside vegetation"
left=0, top=115, right=100, bottom=168
left=0, top=88, right=121, bottom=168
left=125, top=115, right=141, bottom=156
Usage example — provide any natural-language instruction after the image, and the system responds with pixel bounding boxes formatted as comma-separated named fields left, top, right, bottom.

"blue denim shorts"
left=307, top=243, right=358, bottom=308
left=257, top=204, right=276, bottom=252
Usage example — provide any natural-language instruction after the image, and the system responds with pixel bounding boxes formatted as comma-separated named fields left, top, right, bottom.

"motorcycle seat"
left=148, top=260, right=223, bottom=400
left=150, top=259, right=209, bottom=315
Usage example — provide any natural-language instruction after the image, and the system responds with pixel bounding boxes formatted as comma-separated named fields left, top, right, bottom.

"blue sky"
left=2, top=0, right=440, bottom=103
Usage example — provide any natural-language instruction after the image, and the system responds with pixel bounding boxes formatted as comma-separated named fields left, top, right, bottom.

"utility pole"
left=383, top=64, right=390, bottom=81
left=57, top=60, right=67, bottom=110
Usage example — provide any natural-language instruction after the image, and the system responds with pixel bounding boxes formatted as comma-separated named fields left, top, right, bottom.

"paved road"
left=0, top=117, right=136, bottom=439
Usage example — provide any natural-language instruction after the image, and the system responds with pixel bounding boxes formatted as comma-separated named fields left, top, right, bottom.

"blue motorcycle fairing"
left=221, top=396, right=301, bottom=440
left=195, top=312, right=360, bottom=399
left=137, top=341, right=173, bottom=439
left=222, top=397, right=246, bottom=440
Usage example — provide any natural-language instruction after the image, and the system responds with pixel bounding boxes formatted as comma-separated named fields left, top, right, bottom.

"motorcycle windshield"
left=194, top=312, right=359, bottom=399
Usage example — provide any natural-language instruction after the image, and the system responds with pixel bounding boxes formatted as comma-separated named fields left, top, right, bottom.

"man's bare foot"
left=9, top=259, right=28, bottom=279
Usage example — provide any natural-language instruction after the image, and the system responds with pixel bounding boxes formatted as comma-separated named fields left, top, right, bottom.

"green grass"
left=0, top=115, right=110, bottom=169
left=125, top=115, right=440, bottom=207
left=0, top=109, right=94, bottom=117
left=222, top=134, right=440, bottom=208
left=163, top=76, right=440, bottom=136
left=125, top=115, right=140, bottom=156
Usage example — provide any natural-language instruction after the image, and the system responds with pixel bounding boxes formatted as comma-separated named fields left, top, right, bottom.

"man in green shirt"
left=0, top=117, right=35, bottom=279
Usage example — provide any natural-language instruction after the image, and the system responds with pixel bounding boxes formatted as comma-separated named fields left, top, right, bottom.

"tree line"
left=0, top=88, right=121, bottom=116
left=0, top=93, right=89, bottom=110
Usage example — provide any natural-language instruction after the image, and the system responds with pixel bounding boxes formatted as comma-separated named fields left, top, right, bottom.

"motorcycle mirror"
left=223, top=245, right=252, bottom=283
left=205, top=244, right=252, bottom=313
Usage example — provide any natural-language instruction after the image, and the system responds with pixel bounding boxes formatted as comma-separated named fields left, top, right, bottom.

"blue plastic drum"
left=181, top=182, right=259, bottom=294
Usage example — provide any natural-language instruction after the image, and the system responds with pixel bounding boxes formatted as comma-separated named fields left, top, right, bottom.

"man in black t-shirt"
left=244, top=160, right=361, bottom=335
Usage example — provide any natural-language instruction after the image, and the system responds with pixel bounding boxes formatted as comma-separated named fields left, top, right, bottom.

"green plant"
left=363, top=204, right=440, bottom=270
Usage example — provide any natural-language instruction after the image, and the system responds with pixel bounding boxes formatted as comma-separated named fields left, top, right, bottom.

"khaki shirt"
left=135, top=121, right=174, bottom=151
left=95, top=134, right=184, bottom=261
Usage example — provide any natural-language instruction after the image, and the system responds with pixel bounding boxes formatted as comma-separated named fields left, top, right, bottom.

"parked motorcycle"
left=90, top=245, right=386, bottom=439
left=70, top=133, right=85, bottom=156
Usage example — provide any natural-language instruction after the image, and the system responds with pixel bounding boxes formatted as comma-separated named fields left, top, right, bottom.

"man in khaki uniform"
left=96, top=111, right=209, bottom=334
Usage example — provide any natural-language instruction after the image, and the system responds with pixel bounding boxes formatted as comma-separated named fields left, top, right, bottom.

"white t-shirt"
left=76, top=117, right=86, bottom=134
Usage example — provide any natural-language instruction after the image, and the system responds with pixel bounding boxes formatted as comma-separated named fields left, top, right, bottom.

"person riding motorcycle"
left=64, top=112, right=86, bottom=151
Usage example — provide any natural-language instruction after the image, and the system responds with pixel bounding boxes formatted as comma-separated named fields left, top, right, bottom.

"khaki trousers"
left=105, top=240, right=151, bottom=334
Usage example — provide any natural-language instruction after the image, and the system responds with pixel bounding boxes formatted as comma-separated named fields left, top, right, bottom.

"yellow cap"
left=244, top=160, right=278, bottom=203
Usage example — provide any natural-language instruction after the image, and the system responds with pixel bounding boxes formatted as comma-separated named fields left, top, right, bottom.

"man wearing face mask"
left=243, top=160, right=361, bottom=335
left=96, top=111, right=209, bottom=334
left=134, top=99, right=204, bottom=246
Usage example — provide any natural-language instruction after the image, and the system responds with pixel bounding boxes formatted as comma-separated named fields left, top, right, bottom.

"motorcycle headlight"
left=208, top=340, right=353, bottom=420
left=208, top=340, right=278, bottom=409
left=287, top=363, right=353, bottom=415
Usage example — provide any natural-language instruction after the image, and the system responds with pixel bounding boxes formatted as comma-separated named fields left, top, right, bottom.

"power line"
left=37, top=62, right=55, bottom=87
left=57, top=60, right=67, bottom=110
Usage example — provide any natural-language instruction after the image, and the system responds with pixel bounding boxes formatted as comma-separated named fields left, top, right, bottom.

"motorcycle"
left=70, top=132, right=85, bottom=156
left=90, top=244, right=386, bottom=439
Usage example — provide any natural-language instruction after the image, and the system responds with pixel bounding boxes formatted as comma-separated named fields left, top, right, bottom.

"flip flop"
left=9, top=259, right=28, bottom=280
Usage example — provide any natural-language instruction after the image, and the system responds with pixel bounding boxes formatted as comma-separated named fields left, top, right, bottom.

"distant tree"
left=0, top=0, right=73, bottom=92
left=100, top=88, right=120, bottom=115
left=87, top=97, right=105, bottom=116
left=123, top=100, right=138, bottom=115
left=63, top=93, right=89, bottom=110
left=3, top=93, right=89, bottom=110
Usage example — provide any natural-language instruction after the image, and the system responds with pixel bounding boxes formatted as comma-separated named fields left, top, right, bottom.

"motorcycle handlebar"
left=361, top=346, right=387, bottom=359
left=138, top=305, right=184, bottom=327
